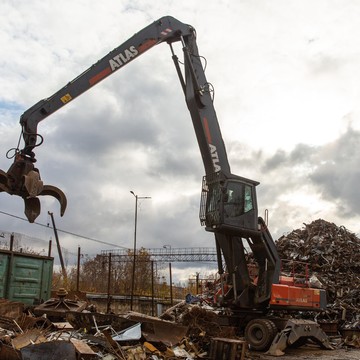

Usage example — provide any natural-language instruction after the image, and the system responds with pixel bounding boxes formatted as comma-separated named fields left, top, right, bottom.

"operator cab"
left=200, top=172, right=260, bottom=234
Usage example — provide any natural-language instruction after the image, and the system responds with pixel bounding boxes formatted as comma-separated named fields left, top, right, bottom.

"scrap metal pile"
left=1, top=219, right=360, bottom=359
left=0, top=298, right=247, bottom=360
left=276, top=219, right=360, bottom=327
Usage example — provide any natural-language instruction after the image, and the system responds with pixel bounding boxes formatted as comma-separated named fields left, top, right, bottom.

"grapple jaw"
left=0, top=153, right=67, bottom=223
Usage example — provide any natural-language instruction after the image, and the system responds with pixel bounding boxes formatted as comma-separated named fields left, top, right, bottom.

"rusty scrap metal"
left=209, top=337, right=247, bottom=360
left=66, top=311, right=137, bottom=333
left=33, top=288, right=87, bottom=319
left=3, top=218, right=360, bottom=358
left=70, top=338, right=98, bottom=359
left=126, top=311, right=189, bottom=347
left=20, top=340, right=76, bottom=360
left=11, top=329, right=46, bottom=350
left=276, top=219, right=360, bottom=329
left=0, top=299, right=24, bottom=319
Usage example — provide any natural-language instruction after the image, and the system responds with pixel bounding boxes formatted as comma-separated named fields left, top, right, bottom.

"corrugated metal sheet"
left=0, top=250, right=53, bottom=304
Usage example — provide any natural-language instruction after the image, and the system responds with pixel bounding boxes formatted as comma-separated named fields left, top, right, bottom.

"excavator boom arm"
left=1, top=16, right=282, bottom=312
left=20, top=16, right=230, bottom=176
left=21, top=16, right=192, bottom=155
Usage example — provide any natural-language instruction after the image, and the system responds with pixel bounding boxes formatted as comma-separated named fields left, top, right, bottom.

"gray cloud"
left=310, top=128, right=360, bottom=214
left=262, top=149, right=287, bottom=171
left=257, top=128, right=360, bottom=213
left=2, top=0, right=360, bottom=280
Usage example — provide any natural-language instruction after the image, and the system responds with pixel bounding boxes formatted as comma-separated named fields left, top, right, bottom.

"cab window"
left=224, top=182, right=253, bottom=218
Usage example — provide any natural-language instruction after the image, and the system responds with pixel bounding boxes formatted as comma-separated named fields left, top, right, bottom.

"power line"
left=0, top=210, right=128, bottom=250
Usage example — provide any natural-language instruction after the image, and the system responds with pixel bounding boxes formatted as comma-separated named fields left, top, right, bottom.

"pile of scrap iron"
left=276, top=219, right=360, bottom=345
left=1, top=218, right=359, bottom=359
left=0, top=298, right=246, bottom=360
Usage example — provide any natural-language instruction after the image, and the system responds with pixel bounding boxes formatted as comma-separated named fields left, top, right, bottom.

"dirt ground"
left=249, top=346, right=360, bottom=359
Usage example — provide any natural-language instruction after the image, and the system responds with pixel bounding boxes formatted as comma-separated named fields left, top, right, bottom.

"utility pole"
left=151, top=260, right=155, bottom=316
left=76, top=246, right=81, bottom=292
left=130, top=191, right=151, bottom=311
left=169, top=262, right=173, bottom=306
left=48, top=211, right=67, bottom=283
left=107, top=252, right=112, bottom=313
left=48, top=239, right=52, bottom=257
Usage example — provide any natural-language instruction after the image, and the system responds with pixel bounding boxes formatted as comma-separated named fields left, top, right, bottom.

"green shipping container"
left=0, top=250, right=53, bottom=305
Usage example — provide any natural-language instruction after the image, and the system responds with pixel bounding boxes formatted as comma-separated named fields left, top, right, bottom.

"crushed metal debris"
left=276, top=219, right=360, bottom=333
left=0, top=298, right=246, bottom=359
left=0, top=219, right=359, bottom=359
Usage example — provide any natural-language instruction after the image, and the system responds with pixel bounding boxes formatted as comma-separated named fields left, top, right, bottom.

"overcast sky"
left=1, top=0, right=360, bottom=282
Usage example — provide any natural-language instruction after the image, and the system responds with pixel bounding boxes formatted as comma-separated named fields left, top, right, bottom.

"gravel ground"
left=248, top=346, right=360, bottom=359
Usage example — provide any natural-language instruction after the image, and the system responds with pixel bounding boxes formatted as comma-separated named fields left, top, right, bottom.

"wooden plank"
left=70, top=338, right=97, bottom=356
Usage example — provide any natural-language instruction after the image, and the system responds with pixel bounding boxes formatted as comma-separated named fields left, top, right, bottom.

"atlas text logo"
left=109, top=46, right=139, bottom=71
left=209, top=144, right=221, bottom=172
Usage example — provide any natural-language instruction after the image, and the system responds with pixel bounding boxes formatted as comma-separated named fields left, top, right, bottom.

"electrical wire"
left=0, top=210, right=128, bottom=249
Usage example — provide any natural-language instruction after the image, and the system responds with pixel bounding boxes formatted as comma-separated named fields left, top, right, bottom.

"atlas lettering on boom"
left=209, top=144, right=221, bottom=172
left=109, top=46, right=139, bottom=70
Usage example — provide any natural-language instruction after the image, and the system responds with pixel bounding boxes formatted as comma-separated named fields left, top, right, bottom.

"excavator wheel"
left=245, top=318, right=278, bottom=351
left=267, top=319, right=278, bottom=336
